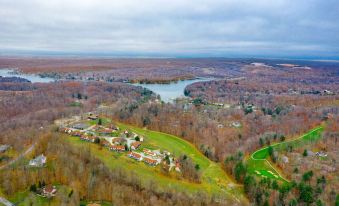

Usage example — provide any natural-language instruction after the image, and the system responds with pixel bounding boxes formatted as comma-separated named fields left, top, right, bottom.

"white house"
left=29, top=154, right=47, bottom=167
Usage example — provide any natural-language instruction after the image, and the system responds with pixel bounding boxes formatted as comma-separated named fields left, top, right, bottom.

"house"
left=88, top=136, right=96, bottom=143
left=64, top=128, right=74, bottom=134
left=316, top=151, right=328, bottom=157
left=128, top=152, right=142, bottom=161
left=143, top=149, right=156, bottom=157
left=97, top=127, right=113, bottom=135
left=80, top=135, right=95, bottom=142
left=72, top=131, right=82, bottom=137
left=29, top=154, right=47, bottom=167
left=323, top=90, right=333, bottom=95
left=112, top=137, right=126, bottom=145
left=100, top=139, right=111, bottom=147
left=213, top=103, right=224, bottom=107
left=110, top=145, right=125, bottom=152
left=0, top=145, right=10, bottom=153
left=143, top=157, right=158, bottom=166
left=42, top=185, right=57, bottom=197
left=131, top=142, right=141, bottom=150
left=80, top=135, right=89, bottom=141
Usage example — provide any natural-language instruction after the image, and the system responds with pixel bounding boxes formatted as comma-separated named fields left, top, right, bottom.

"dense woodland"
left=0, top=58, right=338, bottom=205
left=1, top=133, right=224, bottom=206
left=0, top=81, right=153, bottom=151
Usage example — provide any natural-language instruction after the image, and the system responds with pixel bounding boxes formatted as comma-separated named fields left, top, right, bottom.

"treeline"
left=0, top=81, right=154, bottom=152
left=224, top=152, right=337, bottom=206
left=0, top=133, right=226, bottom=206
left=110, top=98, right=325, bottom=160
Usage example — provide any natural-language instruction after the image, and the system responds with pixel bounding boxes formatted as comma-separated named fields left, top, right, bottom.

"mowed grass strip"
left=65, top=123, right=247, bottom=203
left=116, top=123, right=246, bottom=200
left=247, top=126, right=324, bottom=182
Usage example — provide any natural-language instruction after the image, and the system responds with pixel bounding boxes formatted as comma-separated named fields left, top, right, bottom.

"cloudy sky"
left=0, top=0, right=338, bottom=58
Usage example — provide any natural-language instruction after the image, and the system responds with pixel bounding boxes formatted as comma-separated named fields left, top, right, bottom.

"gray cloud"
left=0, top=0, right=338, bottom=58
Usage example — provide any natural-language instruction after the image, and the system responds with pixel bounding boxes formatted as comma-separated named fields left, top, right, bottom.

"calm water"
left=0, top=68, right=54, bottom=83
left=132, top=78, right=211, bottom=103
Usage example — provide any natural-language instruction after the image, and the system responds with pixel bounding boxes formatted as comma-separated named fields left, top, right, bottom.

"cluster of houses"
left=305, top=150, right=328, bottom=158
left=59, top=119, right=180, bottom=171
left=127, top=148, right=181, bottom=170
left=127, top=148, right=163, bottom=166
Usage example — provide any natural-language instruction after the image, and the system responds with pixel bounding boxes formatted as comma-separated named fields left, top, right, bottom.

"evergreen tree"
left=30, top=184, right=37, bottom=192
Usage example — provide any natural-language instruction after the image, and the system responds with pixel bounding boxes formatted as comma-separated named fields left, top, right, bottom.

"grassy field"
left=66, top=121, right=248, bottom=204
left=247, top=126, right=324, bottom=182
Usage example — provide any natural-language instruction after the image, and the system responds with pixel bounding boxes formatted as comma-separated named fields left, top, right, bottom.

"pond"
left=0, top=68, right=54, bottom=83
left=132, top=78, right=212, bottom=103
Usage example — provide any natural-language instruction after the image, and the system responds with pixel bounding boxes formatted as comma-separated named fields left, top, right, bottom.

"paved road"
left=0, top=143, right=36, bottom=170
left=0, top=197, right=14, bottom=206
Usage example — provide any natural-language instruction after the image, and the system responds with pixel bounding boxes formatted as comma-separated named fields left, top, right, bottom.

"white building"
left=29, top=154, right=47, bottom=167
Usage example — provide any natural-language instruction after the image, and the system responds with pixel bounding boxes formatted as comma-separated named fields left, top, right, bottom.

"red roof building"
left=110, top=145, right=125, bottom=152
left=128, top=152, right=142, bottom=161
left=131, top=142, right=141, bottom=150
left=143, top=149, right=156, bottom=157
left=143, top=157, right=158, bottom=166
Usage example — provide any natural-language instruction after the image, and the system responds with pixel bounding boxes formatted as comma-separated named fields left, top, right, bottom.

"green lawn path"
left=247, top=126, right=324, bottom=182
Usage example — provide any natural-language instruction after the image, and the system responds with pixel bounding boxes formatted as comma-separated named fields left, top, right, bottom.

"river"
left=132, top=78, right=211, bottom=103
left=0, top=68, right=54, bottom=83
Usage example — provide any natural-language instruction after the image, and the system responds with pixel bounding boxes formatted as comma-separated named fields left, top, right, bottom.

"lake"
left=132, top=78, right=211, bottom=103
left=0, top=68, right=54, bottom=83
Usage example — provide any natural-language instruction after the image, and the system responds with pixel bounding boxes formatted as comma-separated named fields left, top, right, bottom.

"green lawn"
left=247, top=126, right=324, bottom=182
left=66, top=121, right=248, bottom=204
left=7, top=185, right=71, bottom=206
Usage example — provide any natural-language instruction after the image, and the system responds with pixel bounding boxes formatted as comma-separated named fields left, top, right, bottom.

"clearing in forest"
left=65, top=120, right=248, bottom=205
left=247, top=126, right=324, bottom=182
